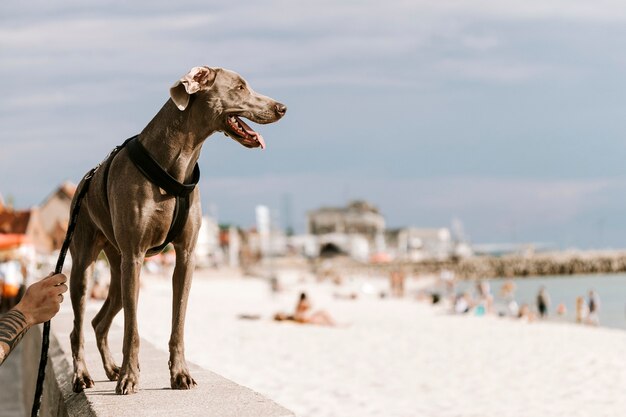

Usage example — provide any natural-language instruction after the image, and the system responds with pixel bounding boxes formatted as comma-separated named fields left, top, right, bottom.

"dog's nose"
left=275, top=103, right=287, bottom=117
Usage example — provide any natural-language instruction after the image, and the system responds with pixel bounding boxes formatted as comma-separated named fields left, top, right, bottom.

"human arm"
left=0, top=273, right=67, bottom=366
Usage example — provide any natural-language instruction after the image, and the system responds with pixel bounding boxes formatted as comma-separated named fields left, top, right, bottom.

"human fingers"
left=48, top=273, right=68, bottom=286
left=52, top=273, right=68, bottom=285
left=56, top=283, right=68, bottom=294
left=58, top=293, right=64, bottom=303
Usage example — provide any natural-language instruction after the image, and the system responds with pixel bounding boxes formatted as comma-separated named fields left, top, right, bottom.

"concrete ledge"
left=22, top=310, right=294, bottom=417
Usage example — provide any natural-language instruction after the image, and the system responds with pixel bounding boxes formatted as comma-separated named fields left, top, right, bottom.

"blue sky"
left=2, top=1, right=626, bottom=248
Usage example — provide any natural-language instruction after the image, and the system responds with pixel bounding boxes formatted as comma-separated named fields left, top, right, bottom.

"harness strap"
left=124, top=135, right=200, bottom=256
left=101, top=136, right=136, bottom=208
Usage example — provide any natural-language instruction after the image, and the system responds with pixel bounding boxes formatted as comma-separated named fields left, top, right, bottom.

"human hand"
left=14, top=273, right=68, bottom=326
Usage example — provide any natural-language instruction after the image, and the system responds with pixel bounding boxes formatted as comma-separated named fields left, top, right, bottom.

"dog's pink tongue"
left=255, top=133, right=266, bottom=150
left=236, top=116, right=266, bottom=150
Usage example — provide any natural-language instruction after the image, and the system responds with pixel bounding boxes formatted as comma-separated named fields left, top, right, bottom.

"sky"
left=2, top=0, right=626, bottom=248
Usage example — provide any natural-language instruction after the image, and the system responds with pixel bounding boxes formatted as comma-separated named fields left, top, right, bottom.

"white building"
left=306, top=200, right=386, bottom=260
left=395, top=227, right=455, bottom=261
left=307, top=200, right=385, bottom=237
left=194, top=216, right=221, bottom=267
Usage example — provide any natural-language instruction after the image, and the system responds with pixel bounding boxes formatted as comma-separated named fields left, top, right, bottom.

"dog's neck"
left=138, top=99, right=217, bottom=183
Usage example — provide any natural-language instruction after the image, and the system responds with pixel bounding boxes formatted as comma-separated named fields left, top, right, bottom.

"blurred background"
left=2, top=0, right=626, bottom=249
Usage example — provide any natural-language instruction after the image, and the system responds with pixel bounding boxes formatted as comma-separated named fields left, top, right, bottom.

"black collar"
left=125, top=135, right=200, bottom=196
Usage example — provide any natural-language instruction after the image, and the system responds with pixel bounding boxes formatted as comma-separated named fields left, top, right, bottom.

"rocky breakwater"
left=313, top=251, right=626, bottom=280
left=451, top=250, right=626, bottom=279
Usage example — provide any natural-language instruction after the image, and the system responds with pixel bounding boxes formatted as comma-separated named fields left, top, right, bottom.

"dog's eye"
left=236, top=85, right=245, bottom=91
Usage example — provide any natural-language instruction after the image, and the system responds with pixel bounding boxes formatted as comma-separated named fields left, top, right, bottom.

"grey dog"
left=68, top=66, right=286, bottom=395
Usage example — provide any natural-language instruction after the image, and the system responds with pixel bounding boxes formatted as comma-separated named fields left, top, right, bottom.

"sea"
left=458, top=273, right=626, bottom=331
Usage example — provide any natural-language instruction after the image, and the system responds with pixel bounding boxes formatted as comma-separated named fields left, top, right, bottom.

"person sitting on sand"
left=518, top=303, right=537, bottom=322
left=274, top=292, right=336, bottom=326
left=294, top=292, right=335, bottom=326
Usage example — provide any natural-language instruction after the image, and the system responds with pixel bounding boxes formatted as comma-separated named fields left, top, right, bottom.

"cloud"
left=419, top=0, right=626, bottom=22
left=5, top=0, right=610, bottom=88
left=435, top=58, right=551, bottom=82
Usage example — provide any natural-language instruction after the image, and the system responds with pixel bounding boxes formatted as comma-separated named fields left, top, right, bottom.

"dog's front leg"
left=168, top=245, right=197, bottom=389
left=116, top=253, right=144, bottom=395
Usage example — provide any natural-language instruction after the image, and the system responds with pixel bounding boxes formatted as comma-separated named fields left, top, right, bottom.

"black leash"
left=29, top=136, right=199, bottom=415
left=30, top=165, right=98, bottom=417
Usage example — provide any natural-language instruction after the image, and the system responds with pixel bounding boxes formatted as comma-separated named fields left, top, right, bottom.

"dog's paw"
left=104, top=364, right=121, bottom=381
left=72, top=371, right=95, bottom=393
left=115, top=371, right=139, bottom=395
left=170, top=371, right=197, bottom=390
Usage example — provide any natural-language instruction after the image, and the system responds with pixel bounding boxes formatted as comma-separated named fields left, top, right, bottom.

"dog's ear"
left=169, top=66, right=217, bottom=111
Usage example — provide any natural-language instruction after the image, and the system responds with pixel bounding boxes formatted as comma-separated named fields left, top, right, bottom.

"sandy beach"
left=82, top=269, right=626, bottom=417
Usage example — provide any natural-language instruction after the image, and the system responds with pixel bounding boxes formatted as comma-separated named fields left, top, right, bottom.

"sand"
left=94, top=269, right=626, bottom=417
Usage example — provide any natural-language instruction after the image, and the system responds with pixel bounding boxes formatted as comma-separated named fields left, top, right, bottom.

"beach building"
left=390, top=227, right=455, bottom=261
left=38, top=182, right=76, bottom=251
left=307, top=200, right=385, bottom=259
left=0, top=182, right=75, bottom=256
left=194, top=215, right=221, bottom=267
left=245, top=227, right=288, bottom=258
left=288, top=234, right=318, bottom=258
left=0, top=205, right=47, bottom=255
left=307, top=200, right=385, bottom=237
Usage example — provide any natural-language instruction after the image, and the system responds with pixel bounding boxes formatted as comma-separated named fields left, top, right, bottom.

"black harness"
left=106, top=135, right=200, bottom=256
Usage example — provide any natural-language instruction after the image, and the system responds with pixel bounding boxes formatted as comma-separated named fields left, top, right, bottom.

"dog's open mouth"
left=224, top=115, right=266, bottom=149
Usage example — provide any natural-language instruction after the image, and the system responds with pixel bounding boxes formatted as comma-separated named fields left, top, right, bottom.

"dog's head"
left=169, top=66, right=286, bottom=149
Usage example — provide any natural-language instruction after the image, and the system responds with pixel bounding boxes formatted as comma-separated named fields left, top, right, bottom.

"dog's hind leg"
left=69, top=220, right=105, bottom=393
left=92, top=243, right=123, bottom=381
left=168, top=242, right=198, bottom=390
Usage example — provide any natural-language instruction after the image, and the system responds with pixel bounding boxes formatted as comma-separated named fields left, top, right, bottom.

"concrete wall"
left=21, top=311, right=294, bottom=417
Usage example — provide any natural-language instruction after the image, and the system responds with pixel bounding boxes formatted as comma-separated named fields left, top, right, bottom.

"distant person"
left=294, top=292, right=335, bottom=326
left=587, top=290, right=600, bottom=326
left=500, top=280, right=518, bottom=317
left=518, top=303, right=536, bottom=322
left=506, top=298, right=520, bottom=318
left=536, top=286, right=551, bottom=318
left=274, top=292, right=335, bottom=326
left=499, top=280, right=516, bottom=299
left=453, top=292, right=471, bottom=314
left=389, top=270, right=405, bottom=298
left=269, top=276, right=281, bottom=294
left=575, top=296, right=587, bottom=324
left=0, top=273, right=67, bottom=366
left=475, top=280, right=493, bottom=314
left=476, top=280, right=490, bottom=299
